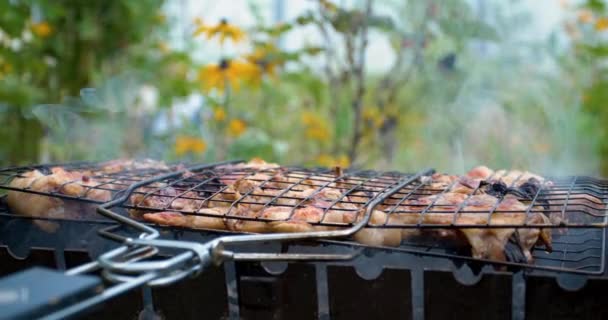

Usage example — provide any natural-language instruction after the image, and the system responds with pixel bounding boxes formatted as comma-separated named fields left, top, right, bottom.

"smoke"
left=415, top=47, right=599, bottom=176
left=31, top=74, right=156, bottom=162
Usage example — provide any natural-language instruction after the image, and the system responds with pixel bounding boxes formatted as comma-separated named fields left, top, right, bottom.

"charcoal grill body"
left=0, top=160, right=607, bottom=319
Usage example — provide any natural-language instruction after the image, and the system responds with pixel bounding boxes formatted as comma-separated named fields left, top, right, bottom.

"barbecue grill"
left=0, top=160, right=607, bottom=319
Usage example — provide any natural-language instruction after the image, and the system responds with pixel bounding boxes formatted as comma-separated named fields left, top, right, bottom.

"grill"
left=0, top=160, right=607, bottom=319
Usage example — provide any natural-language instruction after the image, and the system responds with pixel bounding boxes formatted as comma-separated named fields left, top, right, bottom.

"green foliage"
left=1, top=0, right=606, bottom=176
left=0, top=0, right=198, bottom=165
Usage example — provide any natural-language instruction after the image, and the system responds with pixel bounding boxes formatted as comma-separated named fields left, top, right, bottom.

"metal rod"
left=512, top=271, right=526, bottom=320
left=66, top=260, right=100, bottom=276
left=224, top=261, right=240, bottom=319
left=228, top=252, right=357, bottom=261
left=315, top=263, right=331, bottom=320
left=411, top=268, right=425, bottom=320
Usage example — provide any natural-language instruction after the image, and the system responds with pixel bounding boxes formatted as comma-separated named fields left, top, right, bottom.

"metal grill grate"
left=124, top=166, right=412, bottom=225
left=1, top=160, right=608, bottom=275
left=121, top=165, right=608, bottom=229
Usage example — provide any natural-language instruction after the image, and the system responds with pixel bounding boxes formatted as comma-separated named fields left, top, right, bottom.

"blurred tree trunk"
left=378, top=115, right=398, bottom=167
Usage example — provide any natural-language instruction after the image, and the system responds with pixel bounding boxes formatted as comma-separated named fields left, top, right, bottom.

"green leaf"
left=228, top=129, right=280, bottom=161
left=295, top=12, right=316, bottom=25
left=368, top=14, right=395, bottom=31
left=302, top=46, right=324, bottom=56
left=583, top=0, right=605, bottom=12
left=577, top=44, right=608, bottom=57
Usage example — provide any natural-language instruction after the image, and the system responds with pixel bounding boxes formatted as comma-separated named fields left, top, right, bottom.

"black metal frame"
left=0, top=160, right=607, bottom=276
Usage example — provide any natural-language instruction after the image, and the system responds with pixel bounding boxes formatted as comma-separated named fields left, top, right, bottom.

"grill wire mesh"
left=123, top=166, right=608, bottom=229
left=0, top=161, right=185, bottom=204
left=0, top=160, right=606, bottom=275
left=125, top=166, right=409, bottom=226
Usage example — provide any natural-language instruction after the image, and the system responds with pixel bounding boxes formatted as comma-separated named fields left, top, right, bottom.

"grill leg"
left=315, top=263, right=330, bottom=320
left=138, top=285, right=160, bottom=320
left=53, top=249, right=66, bottom=271
left=411, top=268, right=424, bottom=320
left=224, top=261, right=240, bottom=319
left=512, top=271, right=526, bottom=320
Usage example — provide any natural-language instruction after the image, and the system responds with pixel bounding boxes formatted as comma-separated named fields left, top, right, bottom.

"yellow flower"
left=227, top=119, right=247, bottom=137
left=193, top=18, right=245, bottom=44
left=595, top=17, right=608, bottom=31
left=363, top=107, right=384, bottom=128
left=301, top=111, right=330, bottom=141
left=0, top=61, right=12, bottom=78
left=213, top=108, right=226, bottom=121
left=31, top=21, right=53, bottom=38
left=316, top=154, right=350, bottom=168
left=336, top=155, right=350, bottom=168
left=175, top=136, right=207, bottom=157
left=305, top=126, right=330, bottom=141
left=301, top=111, right=317, bottom=126
left=198, top=59, right=257, bottom=92
left=578, top=9, right=594, bottom=24
left=245, top=44, right=282, bottom=83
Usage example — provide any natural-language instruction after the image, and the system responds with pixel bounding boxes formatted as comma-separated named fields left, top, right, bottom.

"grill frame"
left=0, top=160, right=607, bottom=276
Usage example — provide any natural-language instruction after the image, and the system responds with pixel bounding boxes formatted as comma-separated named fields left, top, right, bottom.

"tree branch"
left=315, top=4, right=342, bottom=153
left=347, top=0, right=372, bottom=165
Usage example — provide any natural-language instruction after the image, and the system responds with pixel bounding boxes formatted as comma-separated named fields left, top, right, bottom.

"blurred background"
left=0, top=0, right=607, bottom=175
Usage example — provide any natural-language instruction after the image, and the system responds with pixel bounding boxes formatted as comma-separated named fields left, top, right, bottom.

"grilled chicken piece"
left=390, top=194, right=551, bottom=261
left=216, top=158, right=280, bottom=173
left=143, top=207, right=227, bottom=230
left=99, top=159, right=169, bottom=174
left=344, top=210, right=403, bottom=247
left=516, top=212, right=552, bottom=261
left=225, top=205, right=332, bottom=233
left=421, top=173, right=458, bottom=189
left=266, top=206, right=319, bottom=233
left=228, top=189, right=352, bottom=233
left=492, top=170, right=548, bottom=188
left=226, top=206, right=278, bottom=233
left=7, top=167, right=112, bottom=232
left=142, top=211, right=189, bottom=227
left=422, top=166, right=492, bottom=193
left=128, top=184, right=204, bottom=219
left=387, top=193, right=466, bottom=244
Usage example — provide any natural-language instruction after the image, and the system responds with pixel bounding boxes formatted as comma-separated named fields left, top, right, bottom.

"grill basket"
left=1, top=160, right=607, bottom=319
